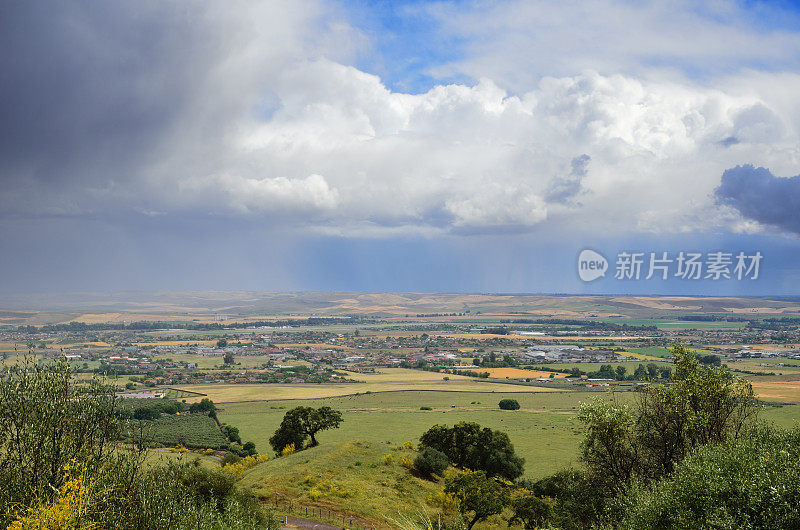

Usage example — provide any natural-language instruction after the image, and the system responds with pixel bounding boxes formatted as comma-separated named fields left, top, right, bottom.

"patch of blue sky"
left=736, top=0, right=800, bottom=31
left=338, top=0, right=800, bottom=91
left=338, top=0, right=473, bottom=93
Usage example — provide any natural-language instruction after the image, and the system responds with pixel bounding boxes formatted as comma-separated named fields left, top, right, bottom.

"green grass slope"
left=238, top=440, right=446, bottom=528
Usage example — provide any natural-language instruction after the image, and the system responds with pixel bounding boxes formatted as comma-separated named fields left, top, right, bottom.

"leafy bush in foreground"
left=0, top=356, right=120, bottom=521
left=621, top=427, right=800, bottom=529
left=0, top=355, right=277, bottom=529
left=524, top=342, right=763, bottom=528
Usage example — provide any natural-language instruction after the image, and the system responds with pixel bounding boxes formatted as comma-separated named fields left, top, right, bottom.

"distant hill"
left=2, top=291, right=800, bottom=325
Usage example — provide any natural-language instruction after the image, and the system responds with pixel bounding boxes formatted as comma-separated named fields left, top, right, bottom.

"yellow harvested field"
left=135, top=340, right=220, bottom=347
left=365, top=332, right=650, bottom=341
left=46, top=341, right=111, bottom=348
left=150, top=353, right=293, bottom=369
left=751, top=379, right=800, bottom=402
left=610, top=296, right=702, bottom=311
left=341, top=368, right=480, bottom=383
left=619, top=351, right=663, bottom=361
left=455, top=367, right=569, bottom=379
left=71, top=313, right=122, bottom=323
left=275, top=343, right=352, bottom=350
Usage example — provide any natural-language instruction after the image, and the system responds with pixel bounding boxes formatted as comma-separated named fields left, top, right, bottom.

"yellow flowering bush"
left=305, top=481, right=351, bottom=500
left=426, top=487, right=456, bottom=510
left=281, top=443, right=296, bottom=456
left=219, top=453, right=270, bottom=476
left=9, top=463, right=97, bottom=530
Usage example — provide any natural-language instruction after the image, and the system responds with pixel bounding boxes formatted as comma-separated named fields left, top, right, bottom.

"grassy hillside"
left=238, top=440, right=474, bottom=529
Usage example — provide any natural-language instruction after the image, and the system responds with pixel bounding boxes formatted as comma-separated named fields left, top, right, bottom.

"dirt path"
left=279, top=515, right=344, bottom=529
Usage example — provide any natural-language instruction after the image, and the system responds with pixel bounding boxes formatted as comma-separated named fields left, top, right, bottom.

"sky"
left=2, top=0, right=800, bottom=296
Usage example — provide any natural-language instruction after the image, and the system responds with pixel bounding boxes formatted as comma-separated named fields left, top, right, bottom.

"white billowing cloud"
left=175, top=60, right=798, bottom=236
left=179, top=173, right=339, bottom=216
left=445, top=186, right=547, bottom=232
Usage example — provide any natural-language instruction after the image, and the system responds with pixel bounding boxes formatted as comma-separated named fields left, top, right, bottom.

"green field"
left=219, top=387, right=800, bottom=476
left=731, top=358, right=800, bottom=375
left=150, top=353, right=301, bottom=370
left=178, top=382, right=560, bottom=402
left=534, top=360, right=671, bottom=372
left=220, top=390, right=619, bottom=480
left=760, top=403, right=800, bottom=428
left=594, top=317, right=748, bottom=329
left=622, top=346, right=673, bottom=358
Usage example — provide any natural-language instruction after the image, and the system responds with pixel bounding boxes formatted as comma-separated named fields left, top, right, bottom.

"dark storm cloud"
left=0, top=2, right=318, bottom=219
left=0, top=3, right=196, bottom=210
left=715, top=164, right=800, bottom=234
left=545, top=154, right=590, bottom=203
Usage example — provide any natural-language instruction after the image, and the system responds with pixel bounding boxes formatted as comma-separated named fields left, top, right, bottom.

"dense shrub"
left=219, top=453, right=270, bottom=476
left=0, top=356, right=121, bottom=522
left=419, top=422, right=524, bottom=480
left=126, top=461, right=275, bottom=529
left=221, top=423, right=242, bottom=443
left=0, top=355, right=277, bottom=529
left=220, top=452, right=241, bottom=466
left=118, top=398, right=186, bottom=420
left=498, top=399, right=520, bottom=410
left=228, top=441, right=258, bottom=457
left=530, top=343, right=761, bottom=528
left=509, top=490, right=555, bottom=530
left=189, top=398, right=217, bottom=420
left=622, top=427, right=800, bottom=529
left=414, top=447, right=450, bottom=477
left=521, top=469, right=608, bottom=529
left=444, top=470, right=508, bottom=530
